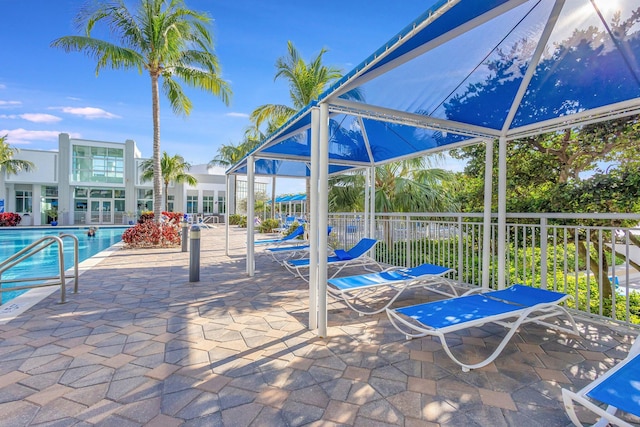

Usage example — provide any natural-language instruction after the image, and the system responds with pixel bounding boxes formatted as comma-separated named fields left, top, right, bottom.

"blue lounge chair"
left=386, top=284, right=579, bottom=371
left=283, top=238, right=381, bottom=281
left=327, top=263, right=457, bottom=315
left=263, top=226, right=333, bottom=264
left=562, top=336, right=640, bottom=427
left=255, top=225, right=305, bottom=246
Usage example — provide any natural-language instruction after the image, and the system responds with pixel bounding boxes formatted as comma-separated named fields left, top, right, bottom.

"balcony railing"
left=328, top=212, right=640, bottom=328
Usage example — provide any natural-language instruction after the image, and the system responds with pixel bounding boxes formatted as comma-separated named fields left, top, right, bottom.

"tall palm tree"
left=329, top=155, right=458, bottom=245
left=209, top=130, right=263, bottom=215
left=140, top=152, right=197, bottom=212
left=52, top=0, right=231, bottom=222
left=250, top=41, right=357, bottom=213
left=329, top=156, right=458, bottom=213
left=0, top=135, right=35, bottom=178
left=250, top=41, right=344, bottom=130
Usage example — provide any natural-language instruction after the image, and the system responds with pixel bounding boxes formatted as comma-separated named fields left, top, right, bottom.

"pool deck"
left=0, top=225, right=637, bottom=426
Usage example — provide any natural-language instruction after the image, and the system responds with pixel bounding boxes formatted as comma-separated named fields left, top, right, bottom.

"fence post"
left=405, top=214, right=411, bottom=267
left=540, top=217, right=548, bottom=290
left=458, top=216, right=463, bottom=286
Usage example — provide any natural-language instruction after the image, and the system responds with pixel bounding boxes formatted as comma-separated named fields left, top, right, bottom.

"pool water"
left=0, top=227, right=126, bottom=303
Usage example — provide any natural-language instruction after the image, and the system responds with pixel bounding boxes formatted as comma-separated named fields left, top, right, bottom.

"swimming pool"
left=0, top=227, right=126, bottom=303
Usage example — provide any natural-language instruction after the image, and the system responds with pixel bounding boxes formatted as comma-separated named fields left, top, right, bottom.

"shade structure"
left=266, top=194, right=307, bottom=204
left=228, top=0, right=640, bottom=336
left=228, top=0, right=640, bottom=177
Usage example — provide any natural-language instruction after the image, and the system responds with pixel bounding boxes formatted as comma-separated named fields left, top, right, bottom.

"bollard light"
left=189, top=225, right=201, bottom=282
left=181, top=221, right=189, bottom=252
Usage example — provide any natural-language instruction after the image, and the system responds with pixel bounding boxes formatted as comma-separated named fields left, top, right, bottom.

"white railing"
left=328, top=212, right=640, bottom=328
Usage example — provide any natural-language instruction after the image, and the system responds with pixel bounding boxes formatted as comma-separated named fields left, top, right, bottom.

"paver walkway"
left=0, top=225, right=637, bottom=426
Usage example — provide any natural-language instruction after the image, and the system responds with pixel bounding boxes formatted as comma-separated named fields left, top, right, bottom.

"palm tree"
left=329, top=156, right=458, bottom=214
left=250, top=41, right=357, bottom=213
left=140, top=152, right=197, bottom=212
left=329, top=155, right=458, bottom=243
left=0, top=135, right=35, bottom=178
left=52, top=0, right=231, bottom=222
left=209, top=130, right=263, bottom=215
left=250, top=41, right=344, bottom=129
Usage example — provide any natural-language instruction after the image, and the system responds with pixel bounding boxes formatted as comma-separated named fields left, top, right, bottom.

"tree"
left=52, top=0, right=231, bottom=222
left=329, top=156, right=458, bottom=214
left=209, top=134, right=262, bottom=215
left=0, top=135, right=35, bottom=178
left=250, top=41, right=360, bottom=213
left=444, top=6, right=640, bottom=302
left=140, top=152, right=197, bottom=212
left=250, top=41, right=346, bottom=130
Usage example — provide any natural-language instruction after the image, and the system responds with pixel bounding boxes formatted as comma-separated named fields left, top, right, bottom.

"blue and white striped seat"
left=327, top=263, right=457, bottom=315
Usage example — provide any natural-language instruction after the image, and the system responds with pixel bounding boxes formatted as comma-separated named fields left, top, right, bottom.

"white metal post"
left=225, top=174, right=230, bottom=257
left=364, top=167, right=370, bottom=236
left=246, top=155, right=255, bottom=276
left=482, top=139, right=494, bottom=290
left=497, top=137, right=507, bottom=289
left=540, top=217, right=548, bottom=289
left=369, top=167, right=376, bottom=238
left=318, top=103, right=329, bottom=337
left=309, top=107, right=320, bottom=330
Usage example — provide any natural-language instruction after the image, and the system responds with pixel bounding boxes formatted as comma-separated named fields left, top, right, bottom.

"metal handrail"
left=0, top=233, right=80, bottom=304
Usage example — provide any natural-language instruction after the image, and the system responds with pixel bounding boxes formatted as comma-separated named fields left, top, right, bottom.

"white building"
left=1, top=134, right=267, bottom=226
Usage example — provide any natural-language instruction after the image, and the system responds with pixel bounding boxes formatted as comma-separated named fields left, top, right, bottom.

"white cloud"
left=57, top=106, right=120, bottom=120
left=0, top=100, right=21, bottom=108
left=0, top=113, right=62, bottom=123
left=225, top=112, right=249, bottom=118
left=0, top=84, right=6, bottom=90
left=21, top=113, right=62, bottom=123
left=0, top=128, right=81, bottom=145
left=66, top=96, right=82, bottom=101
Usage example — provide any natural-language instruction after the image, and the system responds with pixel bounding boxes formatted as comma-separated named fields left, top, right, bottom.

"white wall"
left=5, top=149, right=57, bottom=183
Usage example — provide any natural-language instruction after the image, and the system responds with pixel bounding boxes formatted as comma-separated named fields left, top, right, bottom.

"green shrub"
left=229, top=214, right=244, bottom=225
left=260, top=218, right=280, bottom=233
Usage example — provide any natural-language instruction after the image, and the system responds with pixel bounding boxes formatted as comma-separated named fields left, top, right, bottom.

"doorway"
left=90, top=200, right=113, bottom=224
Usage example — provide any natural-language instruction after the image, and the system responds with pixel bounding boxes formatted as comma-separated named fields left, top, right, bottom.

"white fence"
left=328, top=212, right=640, bottom=327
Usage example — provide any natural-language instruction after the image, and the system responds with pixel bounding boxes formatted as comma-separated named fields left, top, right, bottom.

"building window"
left=15, top=190, right=32, bottom=213
left=203, top=195, right=214, bottom=214
left=44, top=186, right=58, bottom=197
left=137, top=189, right=153, bottom=213
left=167, top=195, right=174, bottom=212
left=72, top=145, right=124, bottom=184
left=218, top=195, right=226, bottom=214
left=186, top=195, right=198, bottom=214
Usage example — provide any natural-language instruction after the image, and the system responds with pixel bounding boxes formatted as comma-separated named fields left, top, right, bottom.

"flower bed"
left=122, top=211, right=181, bottom=248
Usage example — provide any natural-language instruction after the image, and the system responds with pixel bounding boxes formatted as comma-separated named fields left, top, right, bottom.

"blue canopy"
left=266, top=194, right=307, bottom=204
left=229, top=0, right=640, bottom=177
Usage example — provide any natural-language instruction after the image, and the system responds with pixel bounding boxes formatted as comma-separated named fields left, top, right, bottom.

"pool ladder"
left=0, top=234, right=80, bottom=305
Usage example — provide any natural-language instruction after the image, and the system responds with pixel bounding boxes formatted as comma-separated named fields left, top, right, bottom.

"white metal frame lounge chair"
left=261, top=226, right=333, bottom=265
left=265, top=244, right=311, bottom=265
left=255, top=225, right=305, bottom=246
left=327, top=263, right=457, bottom=315
left=562, top=336, right=640, bottom=427
left=283, top=238, right=381, bottom=281
left=386, top=284, right=579, bottom=371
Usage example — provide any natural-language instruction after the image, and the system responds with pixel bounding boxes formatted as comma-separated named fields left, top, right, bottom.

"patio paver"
left=0, top=225, right=636, bottom=426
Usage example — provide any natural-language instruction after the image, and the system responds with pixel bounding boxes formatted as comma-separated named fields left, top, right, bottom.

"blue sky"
left=0, top=1, right=434, bottom=194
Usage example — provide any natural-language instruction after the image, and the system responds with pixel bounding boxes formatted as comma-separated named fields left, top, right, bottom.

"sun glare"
left=590, top=0, right=622, bottom=17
